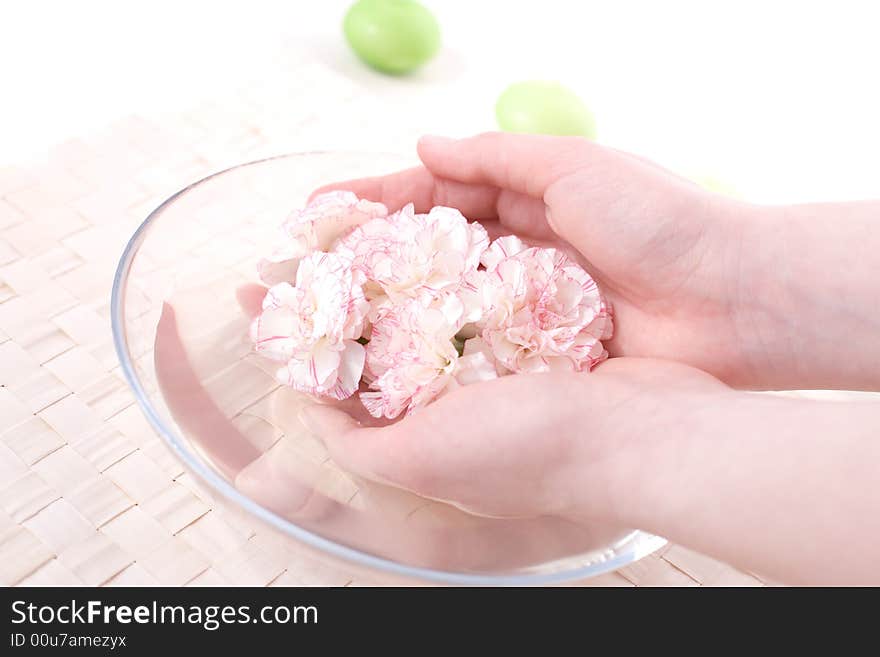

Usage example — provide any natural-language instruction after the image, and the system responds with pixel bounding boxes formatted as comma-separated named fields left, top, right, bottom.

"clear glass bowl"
left=111, top=152, right=665, bottom=585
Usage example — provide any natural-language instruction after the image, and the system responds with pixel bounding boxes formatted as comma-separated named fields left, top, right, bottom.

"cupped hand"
left=316, top=132, right=764, bottom=387
left=300, top=357, right=731, bottom=524
left=232, top=284, right=625, bottom=572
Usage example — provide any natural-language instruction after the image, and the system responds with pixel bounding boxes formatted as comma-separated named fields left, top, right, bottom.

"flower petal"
left=455, top=351, right=499, bottom=385
left=481, top=234, right=526, bottom=270
left=478, top=240, right=612, bottom=373
left=325, top=340, right=365, bottom=400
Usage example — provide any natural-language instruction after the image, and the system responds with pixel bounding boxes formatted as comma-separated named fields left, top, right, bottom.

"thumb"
left=298, top=400, right=454, bottom=495
left=298, top=375, right=570, bottom=504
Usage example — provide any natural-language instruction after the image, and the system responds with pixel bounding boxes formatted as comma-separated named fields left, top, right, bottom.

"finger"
left=313, top=167, right=556, bottom=241
left=479, top=219, right=578, bottom=260
left=236, top=283, right=267, bottom=319
left=234, top=435, right=345, bottom=521
left=417, top=132, right=598, bottom=199
left=606, top=144, right=690, bottom=181
left=299, top=403, right=362, bottom=437
left=306, top=375, right=563, bottom=501
left=310, top=166, right=433, bottom=210
left=299, top=404, right=413, bottom=487
left=494, top=189, right=558, bottom=241
left=311, top=166, right=502, bottom=220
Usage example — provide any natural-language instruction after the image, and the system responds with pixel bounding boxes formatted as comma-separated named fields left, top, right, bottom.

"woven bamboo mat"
left=0, top=55, right=768, bottom=587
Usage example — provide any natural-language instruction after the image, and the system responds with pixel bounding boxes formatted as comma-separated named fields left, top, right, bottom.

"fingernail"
left=418, top=134, right=454, bottom=149
left=545, top=205, right=559, bottom=233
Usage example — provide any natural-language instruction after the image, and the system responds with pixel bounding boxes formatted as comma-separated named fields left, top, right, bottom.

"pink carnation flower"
left=258, top=191, right=387, bottom=285
left=337, top=204, right=489, bottom=313
left=360, top=294, right=497, bottom=419
left=250, top=252, right=369, bottom=399
left=477, top=236, right=613, bottom=374
left=250, top=192, right=615, bottom=413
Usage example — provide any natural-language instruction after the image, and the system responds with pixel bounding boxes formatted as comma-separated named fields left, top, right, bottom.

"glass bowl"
left=111, top=151, right=665, bottom=585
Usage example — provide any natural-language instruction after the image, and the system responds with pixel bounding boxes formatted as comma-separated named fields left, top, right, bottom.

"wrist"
left=615, top=387, right=753, bottom=531
left=733, top=201, right=880, bottom=390
left=565, top=371, right=742, bottom=529
left=729, top=204, right=801, bottom=387
left=609, top=390, right=880, bottom=582
left=679, top=195, right=784, bottom=389
left=713, top=201, right=800, bottom=388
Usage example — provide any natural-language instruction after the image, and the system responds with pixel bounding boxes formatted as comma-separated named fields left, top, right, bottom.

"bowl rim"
left=110, top=152, right=666, bottom=585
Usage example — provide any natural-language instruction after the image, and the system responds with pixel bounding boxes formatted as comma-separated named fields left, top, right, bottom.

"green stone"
left=343, top=0, right=441, bottom=75
left=496, top=81, right=596, bottom=138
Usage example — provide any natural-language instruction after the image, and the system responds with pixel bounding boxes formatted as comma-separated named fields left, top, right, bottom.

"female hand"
left=302, top=357, right=880, bottom=585
left=318, top=132, right=762, bottom=387
left=301, top=358, right=729, bottom=524
left=320, top=132, right=880, bottom=391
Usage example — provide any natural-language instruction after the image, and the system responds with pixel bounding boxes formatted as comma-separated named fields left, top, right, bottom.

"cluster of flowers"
left=250, top=191, right=612, bottom=419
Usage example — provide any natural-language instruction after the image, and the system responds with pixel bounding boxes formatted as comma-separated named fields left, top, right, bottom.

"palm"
left=503, top=169, right=742, bottom=380
left=317, top=355, right=728, bottom=522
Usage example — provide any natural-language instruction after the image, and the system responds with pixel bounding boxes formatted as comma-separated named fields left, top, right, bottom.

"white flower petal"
left=455, top=351, right=499, bottom=386
left=309, top=340, right=342, bottom=388
left=326, top=340, right=366, bottom=400
left=283, top=191, right=388, bottom=254
left=251, top=306, right=298, bottom=361
left=481, top=234, right=526, bottom=270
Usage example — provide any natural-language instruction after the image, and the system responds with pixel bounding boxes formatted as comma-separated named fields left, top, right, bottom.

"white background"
left=3, top=0, right=879, bottom=203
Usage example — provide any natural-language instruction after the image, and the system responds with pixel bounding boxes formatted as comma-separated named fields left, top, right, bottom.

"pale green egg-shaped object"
left=694, top=175, right=740, bottom=198
left=343, top=0, right=441, bottom=75
left=496, top=81, right=596, bottom=138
